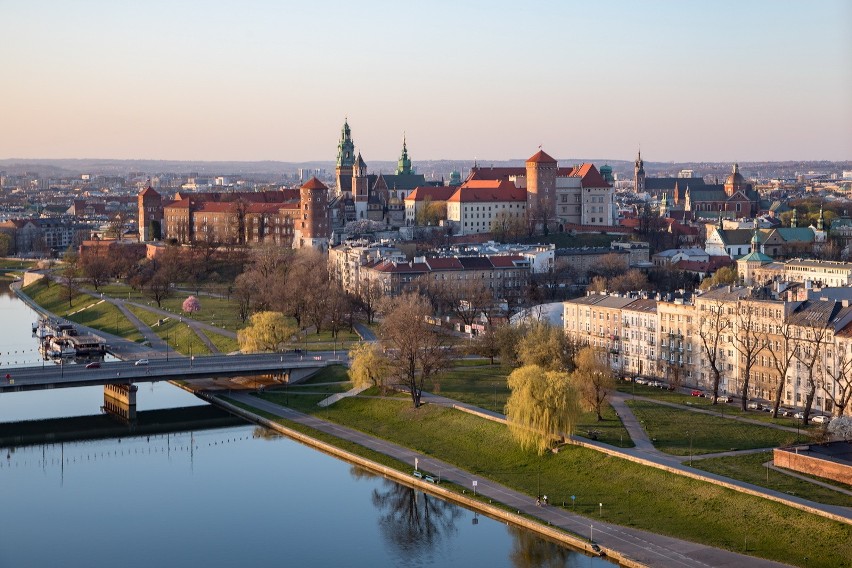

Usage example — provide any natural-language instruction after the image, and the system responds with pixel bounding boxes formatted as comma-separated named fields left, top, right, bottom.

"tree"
left=769, top=318, right=798, bottom=418
left=348, top=342, right=391, bottom=393
left=468, top=322, right=500, bottom=364
left=610, top=269, right=649, bottom=293
left=357, top=279, right=383, bottom=324
left=182, top=295, right=201, bottom=314
left=792, top=310, right=831, bottom=426
left=59, top=248, right=80, bottom=308
left=145, top=267, right=173, bottom=308
left=237, top=311, right=297, bottom=353
left=699, top=265, right=737, bottom=290
left=571, top=347, right=616, bottom=421
left=828, top=416, right=852, bottom=441
left=825, top=341, right=852, bottom=417
left=379, top=293, right=449, bottom=408
left=0, top=232, right=12, bottom=256
left=494, top=323, right=524, bottom=367
left=733, top=300, right=765, bottom=411
left=80, top=249, right=110, bottom=291
left=696, top=298, right=732, bottom=403
left=234, top=271, right=258, bottom=323
left=447, top=278, right=492, bottom=328
left=517, top=322, right=577, bottom=372
left=505, top=364, right=580, bottom=455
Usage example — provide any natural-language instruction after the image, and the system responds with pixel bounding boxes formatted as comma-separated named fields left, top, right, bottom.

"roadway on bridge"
left=0, top=352, right=337, bottom=393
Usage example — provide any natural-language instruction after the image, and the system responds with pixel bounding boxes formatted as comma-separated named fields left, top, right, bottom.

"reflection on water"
left=372, top=480, right=463, bottom=555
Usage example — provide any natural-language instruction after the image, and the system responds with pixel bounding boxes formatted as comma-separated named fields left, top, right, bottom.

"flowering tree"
left=182, top=295, right=201, bottom=314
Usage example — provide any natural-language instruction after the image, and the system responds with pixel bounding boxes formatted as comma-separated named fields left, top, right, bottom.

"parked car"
left=634, top=378, right=648, bottom=385
left=812, top=415, right=830, bottom=425
left=691, top=390, right=703, bottom=397
left=702, top=392, right=714, bottom=398
left=746, top=401, right=762, bottom=410
left=85, top=362, right=101, bottom=369
left=718, top=395, right=732, bottom=403
left=780, top=408, right=795, bottom=417
left=134, top=359, right=149, bottom=366
left=792, top=412, right=804, bottom=420
left=648, top=380, right=661, bottom=388
left=623, top=376, right=633, bottom=382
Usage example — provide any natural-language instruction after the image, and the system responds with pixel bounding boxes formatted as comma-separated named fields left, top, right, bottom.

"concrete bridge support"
left=103, top=383, right=138, bottom=423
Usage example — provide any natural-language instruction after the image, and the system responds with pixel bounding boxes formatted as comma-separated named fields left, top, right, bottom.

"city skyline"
left=3, top=0, right=850, bottom=163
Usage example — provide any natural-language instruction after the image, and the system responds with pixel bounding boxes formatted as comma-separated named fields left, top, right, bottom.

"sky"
left=2, top=0, right=851, bottom=163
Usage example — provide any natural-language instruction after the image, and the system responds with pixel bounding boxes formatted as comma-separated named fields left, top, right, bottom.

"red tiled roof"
left=140, top=186, right=160, bottom=197
left=164, top=198, right=192, bottom=209
left=405, top=186, right=456, bottom=202
left=449, top=180, right=526, bottom=203
left=468, top=167, right=526, bottom=181
left=372, top=260, right=429, bottom=274
left=301, top=177, right=328, bottom=190
left=526, top=149, right=557, bottom=164
left=574, top=163, right=610, bottom=188
left=488, top=255, right=524, bottom=267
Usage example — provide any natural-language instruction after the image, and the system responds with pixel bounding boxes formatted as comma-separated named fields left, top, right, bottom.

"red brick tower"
left=138, top=186, right=163, bottom=241
left=295, top=177, right=330, bottom=251
left=525, top=149, right=558, bottom=232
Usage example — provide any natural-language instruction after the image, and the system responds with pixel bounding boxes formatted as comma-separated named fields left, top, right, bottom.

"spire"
left=718, top=208, right=724, bottom=230
left=397, top=134, right=412, bottom=175
left=337, top=118, right=355, bottom=168
left=791, top=208, right=798, bottom=228
left=751, top=218, right=760, bottom=248
left=817, top=202, right=825, bottom=231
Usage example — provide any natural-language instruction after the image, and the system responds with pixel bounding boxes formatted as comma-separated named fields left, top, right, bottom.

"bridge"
left=0, top=352, right=337, bottom=393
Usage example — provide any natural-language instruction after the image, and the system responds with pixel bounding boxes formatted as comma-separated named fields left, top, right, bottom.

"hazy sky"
left=3, top=0, right=850, bottom=163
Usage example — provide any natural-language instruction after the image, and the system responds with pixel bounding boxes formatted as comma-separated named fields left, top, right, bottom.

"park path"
left=224, top=390, right=792, bottom=568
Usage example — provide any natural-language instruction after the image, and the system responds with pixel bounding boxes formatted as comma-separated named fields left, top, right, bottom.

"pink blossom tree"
left=182, top=295, right=201, bottom=314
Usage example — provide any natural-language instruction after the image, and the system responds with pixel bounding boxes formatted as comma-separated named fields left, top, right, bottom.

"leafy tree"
left=571, top=347, right=616, bottom=421
left=379, top=293, right=449, bottom=408
left=494, top=323, right=524, bottom=367
left=505, top=364, right=580, bottom=455
left=517, top=322, right=577, bottom=372
left=468, top=322, right=500, bottom=364
left=237, top=311, right=297, bottom=353
left=182, top=295, right=201, bottom=314
left=0, top=232, right=12, bottom=256
left=699, top=265, right=737, bottom=290
left=348, top=342, right=391, bottom=393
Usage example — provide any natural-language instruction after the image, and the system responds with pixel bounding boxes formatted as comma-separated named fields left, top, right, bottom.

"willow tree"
left=505, top=364, right=580, bottom=455
left=237, top=311, right=297, bottom=353
left=348, top=342, right=391, bottom=394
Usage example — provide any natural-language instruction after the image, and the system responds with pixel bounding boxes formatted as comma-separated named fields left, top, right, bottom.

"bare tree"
left=792, top=309, right=831, bottom=426
left=379, top=293, right=449, bottom=408
left=769, top=319, right=798, bottom=418
left=356, top=278, right=383, bottom=325
left=824, top=340, right=852, bottom=417
left=733, top=300, right=765, bottom=411
left=696, top=299, right=732, bottom=403
left=447, top=278, right=492, bottom=328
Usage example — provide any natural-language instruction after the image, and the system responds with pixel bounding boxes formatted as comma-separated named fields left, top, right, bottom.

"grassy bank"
left=247, top=391, right=851, bottom=568
left=23, top=279, right=144, bottom=342
left=626, top=400, right=800, bottom=455
left=126, top=305, right=211, bottom=356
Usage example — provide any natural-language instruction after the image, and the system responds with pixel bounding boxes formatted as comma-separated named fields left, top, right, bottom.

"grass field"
left=691, top=452, right=852, bottom=508
left=23, top=279, right=144, bottom=342
left=126, top=305, right=211, bottom=356
left=201, top=329, right=240, bottom=354
left=244, top=392, right=852, bottom=568
left=0, top=259, right=37, bottom=270
left=626, top=400, right=801, bottom=455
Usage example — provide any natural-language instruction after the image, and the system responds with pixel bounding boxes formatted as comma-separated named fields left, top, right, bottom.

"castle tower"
left=634, top=150, right=645, bottom=193
left=397, top=135, right=412, bottom=175
left=335, top=119, right=355, bottom=197
left=352, top=152, right=369, bottom=220
left=294, top=177, right=330, bottom=251
left=525, top=149, right=557, bottom=232
left=138, top=186, right=163, bottom=241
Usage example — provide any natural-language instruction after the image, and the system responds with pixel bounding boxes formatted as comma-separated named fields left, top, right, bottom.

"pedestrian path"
left=223, top=391, right=790, bottom=568
left=317, top=385, right=370, bottom=407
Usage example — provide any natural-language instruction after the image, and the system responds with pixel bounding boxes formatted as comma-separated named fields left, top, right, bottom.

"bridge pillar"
left=103, top=383, right=138, bottom=423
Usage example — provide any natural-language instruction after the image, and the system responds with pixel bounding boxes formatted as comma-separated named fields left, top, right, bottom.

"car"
left=746, top=401, right=762, bottom=410
left=702, top=392, right=715, bottom=399
left=691, top=390, right=703, bottom=397
left=648, top=380, right=660, bottom=388
left=634, top=378, right=648, bottom=385
left=622, top=376, right=633, bottom=382
left=85, top=361, right=101, bottom=369
left=134, top=359, right=149, bottom=366
left=792, top=412, right=804, bottom=420
left=718, top=395, right=732, bottom=403
left=780, top=408, right=795, bottom=417
left=812, top=415, right=830, bottom=425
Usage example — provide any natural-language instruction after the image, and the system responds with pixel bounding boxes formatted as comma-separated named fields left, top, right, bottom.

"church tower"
left=352, top=152, right=369, bottom=220
left=397, top=136, right=412, bottom=175
left=634, top=150, right=645, bottom=193
left=335, top=119, right=356, bottom=197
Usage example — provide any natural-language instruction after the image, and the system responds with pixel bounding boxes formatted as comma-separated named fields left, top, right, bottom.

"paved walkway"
left=317, top=385, right=370, bottom=407
left=225, top=391, right=791, bottom=568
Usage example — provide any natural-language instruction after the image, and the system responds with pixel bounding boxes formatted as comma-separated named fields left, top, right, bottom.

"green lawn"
left=691, top=452, right=852, bottom=508
left=431, top=361, right=633, bottom=447
left=201, top=329, right=240, bottom=354
left=240, top=394, right=851, bottom=568
left=626, top=400, right=801, bottom=455
left=0, top=259, right=37, bottom=270
left=23, top=279, right=144, bottom=342
left=618, top=383, right=820, bottom=430
left=126, top=305, right=211, bottom=356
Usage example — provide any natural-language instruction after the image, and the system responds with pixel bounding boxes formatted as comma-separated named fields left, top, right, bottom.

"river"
left=0, top=279, right=613, bottom=567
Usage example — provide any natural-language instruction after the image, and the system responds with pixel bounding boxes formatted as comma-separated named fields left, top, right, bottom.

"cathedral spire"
left=397, top=134, right=412, bottom=175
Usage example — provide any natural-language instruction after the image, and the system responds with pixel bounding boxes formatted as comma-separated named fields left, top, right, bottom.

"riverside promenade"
left=219, top=391, right=794, bottom=568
